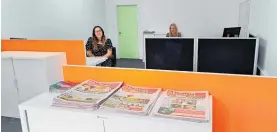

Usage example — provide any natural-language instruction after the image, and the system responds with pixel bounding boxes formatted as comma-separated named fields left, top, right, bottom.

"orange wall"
left=1, top=40, right=86, bottom=65
left=63, top=66, right=277, bottom=132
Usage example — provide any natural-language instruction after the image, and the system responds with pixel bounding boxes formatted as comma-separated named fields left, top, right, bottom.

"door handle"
left=97, top=116, right=108, bottom=119
left=119, top=32, right=122, bottom=35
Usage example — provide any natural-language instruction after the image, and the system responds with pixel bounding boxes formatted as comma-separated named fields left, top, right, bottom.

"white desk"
left=1, top=51, right=66, bottom=118
left=19, top=92, right=212, bottom=132
left=86, top=57, right=107, bottom=66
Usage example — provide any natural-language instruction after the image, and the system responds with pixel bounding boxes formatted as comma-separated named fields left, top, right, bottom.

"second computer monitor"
left=197, top=38, right=258, bottom=75
left=145, top=38, right=194, bottom=71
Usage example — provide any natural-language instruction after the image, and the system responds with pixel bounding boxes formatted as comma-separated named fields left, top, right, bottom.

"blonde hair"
left=169, top=23, right=179, bottom=37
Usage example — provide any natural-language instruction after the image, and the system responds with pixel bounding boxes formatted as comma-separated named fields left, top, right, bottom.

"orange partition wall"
left=63, top=65, right=277, bottom=132
left=1, top=40, right=86, bottom=65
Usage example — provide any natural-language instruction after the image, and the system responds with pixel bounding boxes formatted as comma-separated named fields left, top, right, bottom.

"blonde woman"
left=166, top=23, right=182, bottom=37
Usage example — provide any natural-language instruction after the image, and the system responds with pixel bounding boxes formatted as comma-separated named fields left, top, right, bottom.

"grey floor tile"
left=1, top=117, right=22, bottom=132
left=116, top=59, right=145, bottom=69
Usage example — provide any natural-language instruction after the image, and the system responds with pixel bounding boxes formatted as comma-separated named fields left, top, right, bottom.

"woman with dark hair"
left=86, top=26, right=113, bottom=67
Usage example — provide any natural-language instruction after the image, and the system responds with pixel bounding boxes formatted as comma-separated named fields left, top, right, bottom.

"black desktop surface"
left=198, top=39, right=256, bottom=75
left=145, top=38, right=194, bottom=71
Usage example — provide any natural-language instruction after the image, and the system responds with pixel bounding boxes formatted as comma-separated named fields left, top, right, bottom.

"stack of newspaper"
left=152, top=90, right=210, bottom=122
left=52, top=80, right=123, bottom=110
left=101, top=84, right=162, bottom=115
left=49, top=81, right=79, bottom=93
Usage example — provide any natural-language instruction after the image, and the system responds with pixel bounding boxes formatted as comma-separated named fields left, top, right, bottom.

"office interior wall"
left=1, top=0, right=251, bottom=60
left=239, top=0, right=251, bottom=38
left=249, top=0, right=277, bottom=76
left=1, top=0, right=106, bottom=40
left=105, top=0, right=246, bottom=59
left=266, top=0, right=277, bottom=76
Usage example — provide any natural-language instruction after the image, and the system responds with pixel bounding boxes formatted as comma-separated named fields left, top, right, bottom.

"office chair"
left=111, top=47, right=117, bottom=67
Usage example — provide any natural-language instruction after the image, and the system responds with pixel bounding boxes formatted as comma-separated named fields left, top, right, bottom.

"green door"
left=117, top=5, right=139, bottom=59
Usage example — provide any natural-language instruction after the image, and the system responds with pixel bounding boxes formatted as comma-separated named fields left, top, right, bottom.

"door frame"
left=116, top=4, right=141, bottom=59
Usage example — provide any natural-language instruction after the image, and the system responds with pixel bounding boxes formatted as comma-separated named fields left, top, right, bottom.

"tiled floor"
left=115, top=59, right=145, bottom=69
left=1, top=59, right=144, bottom=132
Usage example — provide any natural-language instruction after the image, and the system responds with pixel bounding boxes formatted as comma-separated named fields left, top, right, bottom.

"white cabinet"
left=104, top=114, right=211, bottom=132
left=1, top=58, right=20, bottom=118
left=1, top=51, right=66, bottom=118
left=26, top=108, right=104, bottom=132
left=104, top=117, right=147, bottom=132
left=19, top=93, right=212, bottom=132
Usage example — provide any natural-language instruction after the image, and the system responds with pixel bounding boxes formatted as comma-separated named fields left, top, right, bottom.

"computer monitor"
left=249, top=33, right=255, bottom=38
left=222, top=27, right=241, bottom=37
left=145, top=38, right=194, bottom=71
left=197, top=38, right=258, bottom=75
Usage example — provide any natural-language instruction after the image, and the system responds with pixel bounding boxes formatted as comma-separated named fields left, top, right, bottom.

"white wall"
left=266, top=0, right=277, bottom=76
left=1, top=0, right=106, bottom=40
left=249, top=0, right=277, bottom=76
left=105, top=0, right=246, bottom=59
left=238, top=0, right=251, bottom=38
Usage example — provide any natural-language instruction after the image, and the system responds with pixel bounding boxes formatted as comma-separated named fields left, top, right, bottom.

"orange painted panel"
left=63, top=66, right=277, bottom=132
left=1, top=40, right=86, bottom=65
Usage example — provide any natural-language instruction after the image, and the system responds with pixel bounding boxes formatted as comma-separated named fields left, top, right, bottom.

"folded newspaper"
left=52, top=80, right=123, bottom=110
left=101, top=84, right=162, bottom=115
left=152, top=90, right=210, bottom=122
left=49, top=81, right=79, bottom=93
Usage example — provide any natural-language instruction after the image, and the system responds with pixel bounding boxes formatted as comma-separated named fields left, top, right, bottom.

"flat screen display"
left=223, top=27, right=241, bottom=37
left=198, top=38, right=257, bottom=75
left=145, top=38, right=194, bottom=71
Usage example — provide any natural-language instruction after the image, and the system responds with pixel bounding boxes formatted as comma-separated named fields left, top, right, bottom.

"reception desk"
left=1, top=39, right=86, bottom=65
left=61, top=66, right=277, bottom=132
left=15, top=65, right=277, bottom=132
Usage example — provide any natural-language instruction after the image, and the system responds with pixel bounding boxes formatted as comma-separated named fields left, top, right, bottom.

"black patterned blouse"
left=85, top=37, right=113, bottom=67
left=166, top=32, right=182, bottom=37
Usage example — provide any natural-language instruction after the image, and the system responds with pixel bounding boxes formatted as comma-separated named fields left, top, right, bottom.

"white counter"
left=19, top=92, right=212, bottom=132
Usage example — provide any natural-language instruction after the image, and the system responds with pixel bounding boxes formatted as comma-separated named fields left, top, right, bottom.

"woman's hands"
left=87, top=51, right=94, bottom=57
left=87, top=47, right=112, bottom=58
left=104, top=49, right=112, bottom=58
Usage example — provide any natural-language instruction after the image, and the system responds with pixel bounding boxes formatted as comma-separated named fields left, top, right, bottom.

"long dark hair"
left=92, top=26, right=106, bottom=50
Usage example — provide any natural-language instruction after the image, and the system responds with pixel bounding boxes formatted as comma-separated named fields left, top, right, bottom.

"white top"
left=19, top=92, right=212, bottom=132
left=1, top=51, right=65, bottom=59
